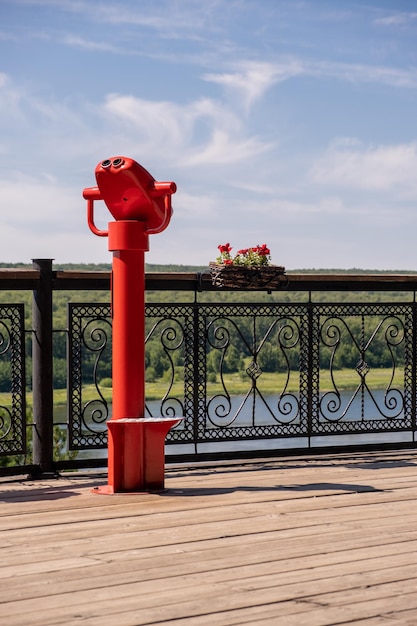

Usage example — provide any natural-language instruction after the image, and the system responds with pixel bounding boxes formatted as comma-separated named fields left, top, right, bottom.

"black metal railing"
left=0, top=304, right=26, bottom=457
left=1, top=260, right=417, bottom=476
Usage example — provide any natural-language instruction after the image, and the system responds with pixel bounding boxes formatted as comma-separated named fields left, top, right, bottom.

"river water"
left=59, top=388, right=413, bottom=461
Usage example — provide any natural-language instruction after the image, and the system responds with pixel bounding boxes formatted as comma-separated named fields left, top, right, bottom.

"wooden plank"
left=3, top=463, right=417, bottom=524
left=3, top=538, right=417, bottom=605
left=3, top=502, right=417, bottom=571
left=4, top=564, right=417, bottom=626
left=2, top=454, right=417, bottom=625
left=2, top=485, right=417, bottom=549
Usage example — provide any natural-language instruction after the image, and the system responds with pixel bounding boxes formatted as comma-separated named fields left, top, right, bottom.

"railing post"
left=31, top=259, right=55, bottom=476
left=413, top=297, right=417, bottom=442
left=306, top=296, right=315, bottom=448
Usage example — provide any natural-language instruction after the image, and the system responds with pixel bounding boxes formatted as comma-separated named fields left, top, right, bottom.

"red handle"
left=83, top=187, right=109, bottom=237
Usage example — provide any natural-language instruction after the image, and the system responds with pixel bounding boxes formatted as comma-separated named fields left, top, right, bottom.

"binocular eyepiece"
left=83, top=156, right=176, bottom=236
left=101, top=158, right=124, bottom=169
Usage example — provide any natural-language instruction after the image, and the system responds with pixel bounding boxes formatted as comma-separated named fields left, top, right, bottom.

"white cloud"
left=0, top=173, right=82, bottom=227
left=0, top=73, right=272, bottom=176
left=0, top=73, right=23, bottom=118
left=17, top=0, right=223, bottom=42
left=0, top=173, right=108, bottom=263
left=104, top=95, right=191, bottom=147
left=203, top=59, right=304, bottom=111
left=374, top=12, right=417, bottom=26
left=90, top=1, right=204, bottom=30
left=104, top=93, right=241, bottom=138
left=173, top=190, right=219, bottom=218
left=103, top=93, right=272, bottom=166
left=264, top=59, right=417, bottom=90
left=182, top=129, right=272, bottom=166
left=309, top=140, right=417, bottom=194
left=203, top=58, right=417, bottom=117
left=327, top=63, right=417, bottom=89
left=61, top=35, right=122, bottom=54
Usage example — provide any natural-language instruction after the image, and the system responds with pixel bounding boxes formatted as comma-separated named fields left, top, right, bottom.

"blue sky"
left=0, top=0, right=416, bottom=269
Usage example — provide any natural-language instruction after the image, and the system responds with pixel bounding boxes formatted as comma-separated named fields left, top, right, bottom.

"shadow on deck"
left=1, top=450, right=417, bottom=625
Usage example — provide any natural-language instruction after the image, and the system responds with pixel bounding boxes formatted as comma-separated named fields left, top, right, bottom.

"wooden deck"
left=2, top=450, right=417, bottom=625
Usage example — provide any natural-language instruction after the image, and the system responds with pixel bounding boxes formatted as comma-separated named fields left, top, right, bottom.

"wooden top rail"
left=1, top=268, right=417, bottom=292
left=55, top=270, right=417, bottom=292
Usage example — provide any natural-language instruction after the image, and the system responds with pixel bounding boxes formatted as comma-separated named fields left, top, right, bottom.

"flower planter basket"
left=209, top=262, right=288, bottom=290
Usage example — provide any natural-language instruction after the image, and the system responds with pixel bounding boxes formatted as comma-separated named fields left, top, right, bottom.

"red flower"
left=256, top=244, right=270, bottom=256
left=216, top=242, right=271, bottom=266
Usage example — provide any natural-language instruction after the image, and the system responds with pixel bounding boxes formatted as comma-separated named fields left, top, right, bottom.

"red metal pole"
left=84, top=157, right=182, bottom=494
left=109, top=221, right=147, bottom=420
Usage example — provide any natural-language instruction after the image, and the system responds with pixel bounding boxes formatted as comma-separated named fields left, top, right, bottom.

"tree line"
left=0, top=264, right=412, bottom=392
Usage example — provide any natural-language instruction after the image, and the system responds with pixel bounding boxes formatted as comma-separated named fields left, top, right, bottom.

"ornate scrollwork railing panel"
left=202, top=304, right=309, bottom=441
left=313, top=304, right=411, bottom=435
left=0, top=305, right=26, bottom=455
left=68, top=304, right=112, bottom=448
left=68, top=303, right=196, bottom=449
left=67, top=299, right=415, bottom=453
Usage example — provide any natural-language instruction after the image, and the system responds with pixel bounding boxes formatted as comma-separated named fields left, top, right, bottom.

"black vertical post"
left=31, top=259, right=55, bottom=476
left=192, top=298, right=200, bottom=456
left=307, top=295, right=314, bottom=449
left=413, top=297, right=417, bottom=443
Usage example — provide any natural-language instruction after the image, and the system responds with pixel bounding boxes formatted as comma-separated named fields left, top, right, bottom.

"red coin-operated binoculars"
left=83, top=156, right=183, bottom=493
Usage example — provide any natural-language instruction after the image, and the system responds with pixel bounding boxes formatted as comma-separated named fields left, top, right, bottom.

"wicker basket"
left=209, top=262, right=288, bottom=290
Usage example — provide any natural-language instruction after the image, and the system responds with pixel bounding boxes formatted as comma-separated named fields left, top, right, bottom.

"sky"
left=0, top=0, right=416, bottom=270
